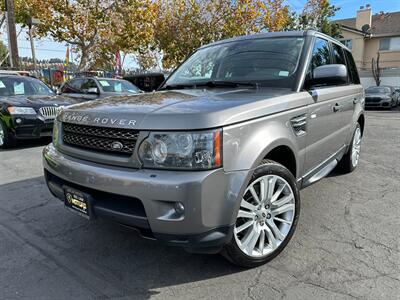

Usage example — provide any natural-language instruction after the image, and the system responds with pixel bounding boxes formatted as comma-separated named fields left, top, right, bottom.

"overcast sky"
left=2, top=0, right=400, bottom=69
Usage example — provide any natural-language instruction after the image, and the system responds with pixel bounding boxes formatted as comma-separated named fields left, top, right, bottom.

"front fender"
left=222, top=114, right=307, bottom=179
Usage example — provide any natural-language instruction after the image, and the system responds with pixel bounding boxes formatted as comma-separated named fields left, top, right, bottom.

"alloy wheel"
left=234, top=175, right=295, bottom=258
left=351, top=127, right=362, bottom=167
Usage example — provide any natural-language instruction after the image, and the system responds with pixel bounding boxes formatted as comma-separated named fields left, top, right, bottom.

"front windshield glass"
left=0, top=76, right=54, bottom=97
left=98, top=79, right=140, bottom=93
left=165, top=37, right=305, bottom=89
left=366, top=87, right=390, bottom=93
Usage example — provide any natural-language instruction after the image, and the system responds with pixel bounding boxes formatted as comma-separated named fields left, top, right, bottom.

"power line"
left=18, top=46, right=66, bottom=53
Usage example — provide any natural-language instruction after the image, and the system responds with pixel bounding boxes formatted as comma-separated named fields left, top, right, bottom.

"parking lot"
left=0, top=109, right=399, bottom=300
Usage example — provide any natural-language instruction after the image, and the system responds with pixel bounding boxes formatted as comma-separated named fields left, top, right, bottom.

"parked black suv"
left=0, top=75, right=78, bottom=148
left=59, top=77, right=141, bottom=101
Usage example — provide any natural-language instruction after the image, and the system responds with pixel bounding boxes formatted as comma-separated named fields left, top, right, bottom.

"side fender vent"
left=290, top=114, right=307, bottom=136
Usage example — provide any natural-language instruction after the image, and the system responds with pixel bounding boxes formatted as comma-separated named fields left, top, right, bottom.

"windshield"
left=366, top=87, right=391, bottom=93
left=0, top=76, right=54, bottom=97
left=98, top=79, right=140, bottom=93
left=164, top=37, right=305, bottom=89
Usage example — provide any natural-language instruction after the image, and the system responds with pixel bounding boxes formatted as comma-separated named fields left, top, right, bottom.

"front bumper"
left=365, top=99, right=391, bottom=108
left=43, top=144, right=249, bottom=252
left=11, top=115, right=54, bottom=139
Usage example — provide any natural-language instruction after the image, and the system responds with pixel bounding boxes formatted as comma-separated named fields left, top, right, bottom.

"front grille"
left=39, top=106, right=60, bottom=119
left=365, top=97, right=382, bottom=103
left=62, top=123, right=139, bottom=155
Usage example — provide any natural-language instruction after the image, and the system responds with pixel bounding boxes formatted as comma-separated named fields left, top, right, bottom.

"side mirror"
left=312, top=64, right=348, bottom=86
left=87, top=87, right=99, bottom=94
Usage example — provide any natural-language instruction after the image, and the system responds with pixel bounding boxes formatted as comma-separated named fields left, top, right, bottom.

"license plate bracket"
left=64, top=187, right=93, bottom=219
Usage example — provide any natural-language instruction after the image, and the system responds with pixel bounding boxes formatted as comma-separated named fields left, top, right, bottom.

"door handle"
left=333, top=103, right=342, bottom=112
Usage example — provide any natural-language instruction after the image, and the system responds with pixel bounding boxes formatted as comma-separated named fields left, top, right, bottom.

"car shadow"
left=0, top=137, right=51, bottom=152
left=0, top=176, right=243, bottom=299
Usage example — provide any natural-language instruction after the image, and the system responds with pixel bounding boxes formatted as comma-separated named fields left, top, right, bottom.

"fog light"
left=15, top=118, right=22, bottom=124
left=174, top=202, right=185, bottom=214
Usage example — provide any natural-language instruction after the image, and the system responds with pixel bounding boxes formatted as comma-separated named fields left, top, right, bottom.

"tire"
left=222, top=160, right=300, bottom=268
left=0, top=120, right=16, bottom=149
left=338, top=123, right=362, bottom=173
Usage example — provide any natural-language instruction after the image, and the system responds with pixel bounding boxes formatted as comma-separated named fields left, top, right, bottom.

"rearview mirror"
left=87, top=87, right=99, bottom=94
left=312, top=64, right=348, bottom=86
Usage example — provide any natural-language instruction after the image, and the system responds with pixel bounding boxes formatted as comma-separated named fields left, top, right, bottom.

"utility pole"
left=27, top=18, right=40, bottom=72
left=5, top=0, right=19, bottom=69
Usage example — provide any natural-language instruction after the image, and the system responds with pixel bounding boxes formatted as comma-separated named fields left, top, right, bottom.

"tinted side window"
left=310, top=38, right=331, bottom=70
left=80, top=79, right=97, bottom=93
left=344, top=50, right=360, bottom=84
left=61, top=79, right=84, bottom=93
left=332, top=43, right=346, bottom=65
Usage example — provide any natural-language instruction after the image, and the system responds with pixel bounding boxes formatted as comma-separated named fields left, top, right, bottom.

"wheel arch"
left=262, top=145, right=297, bottom=177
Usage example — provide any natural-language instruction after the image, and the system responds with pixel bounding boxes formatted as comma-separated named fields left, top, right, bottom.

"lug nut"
left=260, top=222, right=265, bottom=226
left=266, top=213, right=271, bottom=219
left=265, top=204, right=270, bottom=209
left=262, top=213, right=266, bottom=217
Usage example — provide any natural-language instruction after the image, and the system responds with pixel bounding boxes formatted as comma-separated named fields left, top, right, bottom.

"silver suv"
left=43, top=31, right=365, bottom=267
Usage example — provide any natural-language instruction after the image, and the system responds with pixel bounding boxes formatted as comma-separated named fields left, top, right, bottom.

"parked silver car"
left=43, top=30, right=365, bottom=267
left=365, top=86, right=397, bottom=109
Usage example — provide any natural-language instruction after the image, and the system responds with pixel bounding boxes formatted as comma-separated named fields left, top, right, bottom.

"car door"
left=331, top=43, right=363, bottom=143
left=303, top=37, right=347, bottom=174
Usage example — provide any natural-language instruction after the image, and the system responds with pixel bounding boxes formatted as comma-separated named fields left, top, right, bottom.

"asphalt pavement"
left=0, top=109, right=399, bottom=300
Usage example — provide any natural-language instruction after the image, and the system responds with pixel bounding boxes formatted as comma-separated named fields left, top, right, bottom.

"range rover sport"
left=43, top=30, right=365, bottom=267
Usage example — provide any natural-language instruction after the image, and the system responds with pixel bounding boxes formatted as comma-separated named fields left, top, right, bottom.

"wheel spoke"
left=238, top=210, right=255, bottom=219
left=235, top=220, right=254, bottom=234
left=272, top=204, right=295, bottom=215
left=264, top=225, right=277, bottom=249
left=268, top=221, right=285, bottom=241
left=271, top=183, right=285, bottom=203
left=240, top=199, right=257, bottom=211
left=274, top=217, right=292, bottom=225
left=249, top=186, right=260, bottom=204
left=258, top=229, right=265, bottom=253
left=266, top=177, right=277, bottom=201
left=273, top=194, right=293, bottom=207
left=242, top=227, right=260, bottom=254
left=259, top=178, right=266, bottom=202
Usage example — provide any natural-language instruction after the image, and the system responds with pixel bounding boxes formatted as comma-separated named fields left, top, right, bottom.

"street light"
left=26, top=17, right=41, bottom=72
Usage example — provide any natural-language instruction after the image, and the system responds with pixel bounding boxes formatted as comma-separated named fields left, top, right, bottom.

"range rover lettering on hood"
left=63, top=112, right=136, bottom=127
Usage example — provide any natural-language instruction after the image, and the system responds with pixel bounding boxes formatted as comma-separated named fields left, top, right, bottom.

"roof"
left=200, top=30, right=340, bottom=49
left=336, top=11, right=400, bottom=36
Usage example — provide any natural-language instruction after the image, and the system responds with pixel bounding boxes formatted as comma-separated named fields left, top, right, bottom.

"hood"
left=60, top=88, right=312, bottom=130
left=2, top=94, right=81, bottom=108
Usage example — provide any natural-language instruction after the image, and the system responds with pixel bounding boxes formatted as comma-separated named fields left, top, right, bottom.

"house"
left=335, top=4, right=400, bottom=87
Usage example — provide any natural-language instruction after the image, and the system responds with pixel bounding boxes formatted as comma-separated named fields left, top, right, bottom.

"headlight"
left=7, top=107, right=37, bottom=115
left=138, top=129, right=222, bottom=170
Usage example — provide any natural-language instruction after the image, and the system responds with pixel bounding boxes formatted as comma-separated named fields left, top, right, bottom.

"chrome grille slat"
left=39, top=106, right=59, bottom=119
left=62, top=123, right=139, bottom=156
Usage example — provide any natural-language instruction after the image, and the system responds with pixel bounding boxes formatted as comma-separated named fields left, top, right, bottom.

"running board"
left=302, top=159, right=338, bottom=188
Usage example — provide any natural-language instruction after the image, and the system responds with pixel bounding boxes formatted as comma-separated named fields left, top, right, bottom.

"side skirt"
left=300, top=146, right=347, bottom=189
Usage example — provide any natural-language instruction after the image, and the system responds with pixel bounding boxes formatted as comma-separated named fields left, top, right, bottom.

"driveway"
left=0, top=109, right=399, bottom=299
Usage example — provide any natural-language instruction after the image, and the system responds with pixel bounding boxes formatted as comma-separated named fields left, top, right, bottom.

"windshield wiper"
left=160, top=80, right=258, bottom=90
left=200, top=81, right=258, bottom=88
left=159, top=84, right=195, bottom=90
